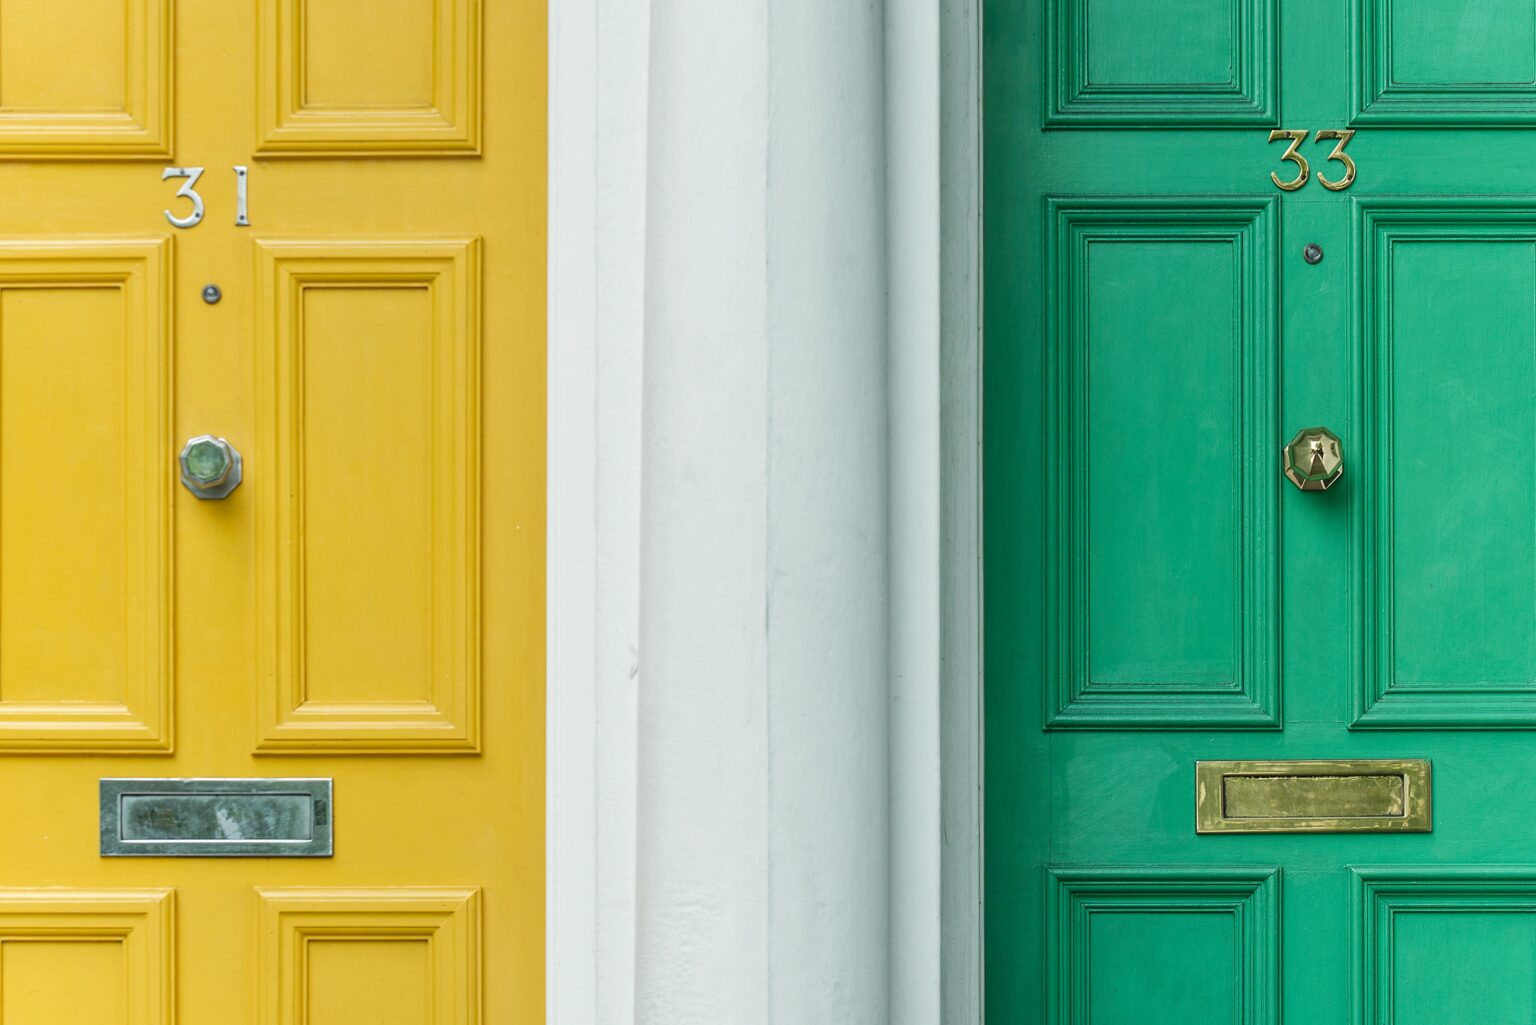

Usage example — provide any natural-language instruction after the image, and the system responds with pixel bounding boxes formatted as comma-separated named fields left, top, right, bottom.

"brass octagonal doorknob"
left=1283, top=426, right=1343, bottom=492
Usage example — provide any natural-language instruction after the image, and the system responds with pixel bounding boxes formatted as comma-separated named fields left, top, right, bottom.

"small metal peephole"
left=202, top=284, right=222, bottom=304
left=1303, top=243, right=1324, bottom=265
left=179, top=435, right=243, bottom=500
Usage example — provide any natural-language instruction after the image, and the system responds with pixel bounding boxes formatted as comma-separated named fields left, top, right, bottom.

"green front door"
left=985, top=1, right=1536, bottom=1021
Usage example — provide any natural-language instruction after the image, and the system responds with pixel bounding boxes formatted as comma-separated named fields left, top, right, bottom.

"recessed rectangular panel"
left=1085, top=241, right=1239, bottom=686
left=1356, top=0, right=1536, bottom=122
left=1356, top=205, right=1536, bottom=725
left=1088, top=912, right=1235, bottom=1025
left=0, top=0, right=170, bottom=156
left=1394, top=913, right=1536, bottom=1024
left=1389, top=0, right=1535, bottom=85
left=257, top=0, right=480, bottom=153
left=1047, top=0, right=1275, bottom=125
left=303, top=0, right=435, bottom=108
left=1048, top=868, right=1279, bottom=1025
left=0, top=890, right=170, bottom=1025
left=3, top=940, right=127, bottom=1025
left=0, top=288, right=130, bottom=706
left=0, top=243, right=170, bottom=750
left=300, top=287, right=435, bottom=706
left=1392, top=242, right=1536, bottom=684
left=1196, top=760, right=1431, bottom=833
left=100, top=779, right=332, bottom=857
left=1356, top=869, right=1536, bottom=1025
left=258, top=888, right=480, bottom=1025
left=256, top=240, right=480, bottom=751
left=1046, top=200, right=1278, bottom=729
left=0, top=0, right=125, bottom=110
left=305, top=940, right=433, bottom=1025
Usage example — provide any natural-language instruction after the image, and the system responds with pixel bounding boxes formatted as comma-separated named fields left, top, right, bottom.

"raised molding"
left=258, top=887, right=481, bottom=1025
left=1353, top=201, right=1536, bottom=727
left=0, top=888, right=173, bottom=1025
left=0, top=0, right=171, bottom=158
left=1045, top=198, right=1280, bottom=730
left=256, top=0, right=482, bottom=155
left=1048, top=867, right=1280, bottom=1025
left=0, top=239, right=172, bottom=751
left=1045, top=0, right=1277, bottom=127
left=254, top=239, right=481, bottom=751
left=1352, top=0, right=1536, bottom=124
left=1353, top=866, right=1536, bottom=1024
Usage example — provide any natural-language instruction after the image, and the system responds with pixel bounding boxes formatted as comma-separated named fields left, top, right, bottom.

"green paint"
left=1046, top=0, right=1275, bottom=125
left=1358, top=0, right=1536, bottom=121
left=986, top=0, right=1536, bottom=1020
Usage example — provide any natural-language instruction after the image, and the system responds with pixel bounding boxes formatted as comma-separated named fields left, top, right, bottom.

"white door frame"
left=546, top=0, right=982, bottom=1018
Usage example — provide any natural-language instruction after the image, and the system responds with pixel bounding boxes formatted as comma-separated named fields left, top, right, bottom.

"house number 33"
left=1267, top=129, right=1357, bottom=192
left=162, top=166, right=251, bottom=228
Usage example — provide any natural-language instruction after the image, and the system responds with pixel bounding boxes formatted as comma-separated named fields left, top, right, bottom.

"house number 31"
left=162, top=166, right=251, bottom=228
left=1267, top=129, right=1357, bottom=192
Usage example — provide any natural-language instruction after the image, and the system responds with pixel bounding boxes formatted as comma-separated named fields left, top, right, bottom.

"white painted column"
left=636, top=0, right=890, bottom=1022
left=549, top=0, right=981, bottom=1018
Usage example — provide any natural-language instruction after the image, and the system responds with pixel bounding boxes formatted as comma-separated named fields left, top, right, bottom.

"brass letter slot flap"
left=1196, top=759, right=1430, bottom=834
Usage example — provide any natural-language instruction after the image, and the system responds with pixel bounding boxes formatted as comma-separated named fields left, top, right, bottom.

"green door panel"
left=1045, top=199, right=1279, bottom=729
left=985, top=0, right=1536, bottom=1021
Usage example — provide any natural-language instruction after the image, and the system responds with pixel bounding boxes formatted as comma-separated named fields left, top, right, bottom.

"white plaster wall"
left=549, top=0, right=981, bottom=1018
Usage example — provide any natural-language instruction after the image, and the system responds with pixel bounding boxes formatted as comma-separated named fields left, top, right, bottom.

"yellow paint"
left=0, top=0, right=544, bottom=1021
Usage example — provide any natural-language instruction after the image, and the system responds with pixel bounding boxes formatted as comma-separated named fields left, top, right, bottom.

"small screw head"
left=202, top=284, right=222, bottom=304
left=1303, top=244, right=1324, bottom=265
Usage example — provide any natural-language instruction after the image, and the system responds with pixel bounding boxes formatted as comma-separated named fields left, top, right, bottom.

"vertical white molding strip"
left=765, top=0, right=891, bottom=1021
left=885, top=0, right=943, bottom=1019
left=556, top=0, right=978, bottom=1017
left=939, top=0, right=985, bottom=1021
left=595, top=0, right=648, bottom=1020
left=637, top=0, right=891, bottom=1021
left=549, top=0, right=648, bottom=1020
left=636, top=0, right=773, bottom=1020
left=548, top=0, right=599, bottom=1019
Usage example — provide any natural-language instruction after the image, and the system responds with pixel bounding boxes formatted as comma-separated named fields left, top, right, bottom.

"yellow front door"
left=0, top=0, right=544, bottom=1021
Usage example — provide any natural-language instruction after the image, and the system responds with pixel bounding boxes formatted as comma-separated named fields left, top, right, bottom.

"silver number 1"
left=162, top=167, right=205, bottom=229
left=233, top=165, right=250, bottom=226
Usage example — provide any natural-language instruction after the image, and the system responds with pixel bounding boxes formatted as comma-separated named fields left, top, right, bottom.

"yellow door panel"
left=256, top=0, right=481, bottom=154
left=0, top=890, right=172, bottom=1025
left=0, top=241, right=171, bottom=749
left=254, top=240, right=480, bottom=751
left=258, top=888, right=480, bottom=1025
left=0, top=0, right=544, bottom=1020
left=0, top=0, right=171, bottom=157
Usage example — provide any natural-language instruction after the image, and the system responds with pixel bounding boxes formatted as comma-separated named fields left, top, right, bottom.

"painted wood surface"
left=0, top=0, right=545, bottom=1020
left=987, top=0, right=1536, bottom=1020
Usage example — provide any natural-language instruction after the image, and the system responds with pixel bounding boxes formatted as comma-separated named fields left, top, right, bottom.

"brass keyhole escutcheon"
left=1283, top=426, right=1343, bottom=491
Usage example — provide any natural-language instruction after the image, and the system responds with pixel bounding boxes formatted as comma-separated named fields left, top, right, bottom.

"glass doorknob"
left=1283, top=426, right=1342, bottom=492
left=179, top=434, right=242, bottom=499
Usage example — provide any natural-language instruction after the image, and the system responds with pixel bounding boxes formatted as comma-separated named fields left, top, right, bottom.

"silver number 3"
left=162, top=167, right=205, bottom=229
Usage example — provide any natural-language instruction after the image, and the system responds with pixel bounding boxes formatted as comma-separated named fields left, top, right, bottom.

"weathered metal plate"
left=1195, top=759, right=1430, bottom=834
left=100, top=778, right=332, bottom=857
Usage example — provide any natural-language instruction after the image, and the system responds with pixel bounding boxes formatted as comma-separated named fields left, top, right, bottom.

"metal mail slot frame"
left=1195, top=759, right=1431, bottom=834
left=100, top=778, right=333, bottom=857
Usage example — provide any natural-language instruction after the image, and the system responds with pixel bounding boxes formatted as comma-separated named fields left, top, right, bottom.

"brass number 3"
left=1268, top=129, right=1309, bottom=191
left=1268, top=129, right=1357, bottom=192
left=1315, top=129, right=1357, bottom=191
